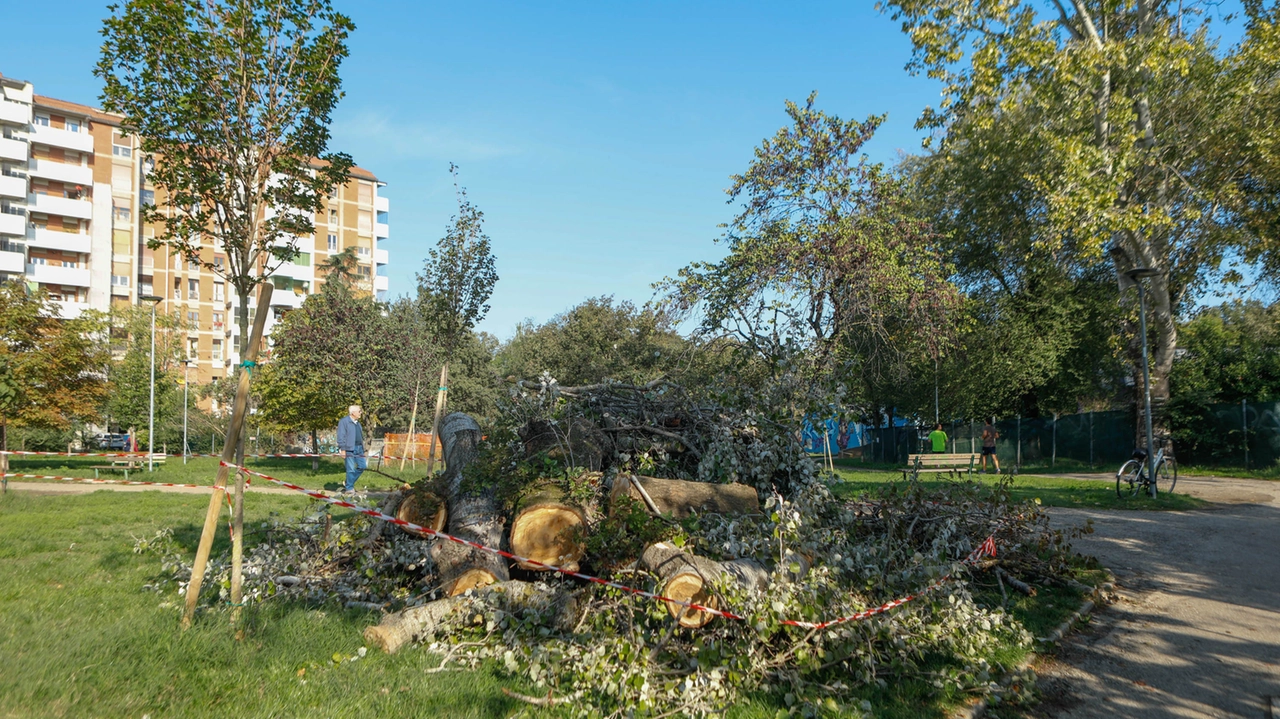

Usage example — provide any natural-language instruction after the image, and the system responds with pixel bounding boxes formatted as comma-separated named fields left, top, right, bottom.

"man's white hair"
left=349, top=405, right=362, bottom=414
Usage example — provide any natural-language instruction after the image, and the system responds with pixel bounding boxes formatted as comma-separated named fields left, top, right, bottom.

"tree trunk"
left=395, top=490, right=448, bottom=537
left=310, top=427, right=319, bottom=471
left=430, top=412, right=509, bottom=596
left=609, top=475, right=759, bottom=520
left=639, top=542, right=769, bottom=628
left=508, top=479, right=596, bottom=572
left=363, top=581, right=580, bottom=654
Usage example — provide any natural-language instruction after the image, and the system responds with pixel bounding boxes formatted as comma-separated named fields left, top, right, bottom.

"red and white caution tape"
left=220, top=460, right=997, bottom=630
left=1, top=472, right=208, bottom=489
left=0, top=450, right=155, bottom=458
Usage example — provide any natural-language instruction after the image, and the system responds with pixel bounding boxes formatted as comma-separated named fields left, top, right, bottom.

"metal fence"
left=865, top=401, right=1280, bottom=470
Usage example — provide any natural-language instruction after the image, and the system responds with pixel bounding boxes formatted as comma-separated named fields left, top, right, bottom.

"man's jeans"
left=344, top=451, right=367, bottom=491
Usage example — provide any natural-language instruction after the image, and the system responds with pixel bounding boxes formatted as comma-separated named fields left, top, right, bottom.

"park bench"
left=90, top=454, right=166, bottom=480
left=903, top=453, right=976, bottom=480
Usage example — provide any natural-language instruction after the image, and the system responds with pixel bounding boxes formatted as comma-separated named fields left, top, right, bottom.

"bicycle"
left=1115, top=443, right=1178, bottom=499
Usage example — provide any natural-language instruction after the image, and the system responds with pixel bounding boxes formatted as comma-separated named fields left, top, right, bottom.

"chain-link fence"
left=865, top=401, right=1280, bottom=470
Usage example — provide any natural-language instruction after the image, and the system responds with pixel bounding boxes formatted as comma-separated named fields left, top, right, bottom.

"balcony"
left=374, top=275, right=389, bottom=292
left=0, top=174, right=24, bottom=199
left=269, top=290, right=305, bottom=308
left=28, top=227, right=91, bottom=253
left=28, top=158, right=92, bottom=186
left=29, top=193, right=92, bottom=220
left=374, top=221, right=389, bottom=239
left=0, top=100, right=31, bottom=126
left=53, top=300, right=90, bottom=319
left=0, top=249, right=23, bottom=274
left=375, top=195, right=389, bottom=213
left=0, top=210, right=24, bottom=236
left=374, top=248, right=388, bottom=265
left=30, top=124, right=94, bottom=154
left=0, top=136, right=26, bottom=162
left=28, top=262, right=91, bottom=287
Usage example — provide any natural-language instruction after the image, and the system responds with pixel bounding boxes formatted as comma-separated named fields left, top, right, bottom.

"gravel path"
left=1033, top=475, right=1280, bottom=718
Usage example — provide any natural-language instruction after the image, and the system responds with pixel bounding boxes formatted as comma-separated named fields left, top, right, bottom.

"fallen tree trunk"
left=509, top=479, right=596, bottom=572
left=364, top=581, right=580, bottom=654
left=639, top=542, right=769, bottom=628
left=395, top=491, right=448, bottom=538
left=430, top=412, right=510, bottom=596
left=610, top=475, right=760, bottom=520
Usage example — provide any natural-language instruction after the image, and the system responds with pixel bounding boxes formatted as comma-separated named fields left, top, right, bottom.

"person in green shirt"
left=928, top=423, right=948, bottom=453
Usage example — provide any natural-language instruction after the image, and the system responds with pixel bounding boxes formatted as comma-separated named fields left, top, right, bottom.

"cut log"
left=395, top=491, right=448, bottom=537
left=430, top=412, right=510, bottom=596
left=363, top=581, right=580, bottom=654
left=519, top=419, right=611, bottom=471
left=509, top=479, right=597, bottom=572
left=639, top=542, right=768, bottom=628
left=610, top=475, right=760, bottom=520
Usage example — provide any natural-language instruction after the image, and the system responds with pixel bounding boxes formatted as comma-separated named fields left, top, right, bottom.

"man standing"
left=337, top=405, right=365, bottom=493
left=980, top=420, right=1000, bottom=473
left=928, top=423, right=948, bottom=454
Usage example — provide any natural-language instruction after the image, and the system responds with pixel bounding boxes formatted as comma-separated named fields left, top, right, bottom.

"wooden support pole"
left=400, top=376, right=421, bottom=472
left=424, top=362, right=450, bottom=476
left=181, top=283, right=273, bottom=629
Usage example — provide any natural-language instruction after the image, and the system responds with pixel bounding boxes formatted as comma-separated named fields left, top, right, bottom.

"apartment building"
left=0, top=72, right=390, bottom=385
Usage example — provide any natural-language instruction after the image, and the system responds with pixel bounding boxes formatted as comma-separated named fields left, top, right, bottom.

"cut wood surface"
left=509, top=481, right=592, bottom=572
left=639, top=542, right=768, bottom=628
left=395, top=491, right=447, bottom=537
left=364, top=581, right=580, bottom=654
left=431, top=412, right=510, bottom=596
left=610, top=475, right=760, bottom=520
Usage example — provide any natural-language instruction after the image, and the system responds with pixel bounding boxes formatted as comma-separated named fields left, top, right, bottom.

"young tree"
left=104, top=306, right=190, bottom=444
left=256, top=275, right=388, bottom=469
left=882, top=0, right=1271, bottom=434
left=662, top=95, right=959, bottom=421
left=97, top=0, right=356, bottom=356
left=0, top=281, right=108, bottom=450
left=417, top=166, right=499, bottom=472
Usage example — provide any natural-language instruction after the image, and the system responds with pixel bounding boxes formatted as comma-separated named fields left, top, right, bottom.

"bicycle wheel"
left=1157, top=458, right=1177, bottom=495
left=1116, top=460, right=1142, bottom=499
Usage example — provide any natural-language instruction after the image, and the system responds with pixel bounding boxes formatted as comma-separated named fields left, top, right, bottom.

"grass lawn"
left=0, top=487, right=1102, bottom=718
left=830, top=467, right=1210, bottom=511
left=2, top=454, right=422, bottom=493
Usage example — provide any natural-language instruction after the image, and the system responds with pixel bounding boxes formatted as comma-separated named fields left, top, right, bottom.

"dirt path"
left=1034, top=475, right=1280, bottom=718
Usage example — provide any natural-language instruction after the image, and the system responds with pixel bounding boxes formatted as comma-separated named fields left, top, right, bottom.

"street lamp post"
left=182, top=359, right=193, bottom=465
left=1124, top=268, right=1159, bottom=489
left=140, top=295, right=163, bottom=472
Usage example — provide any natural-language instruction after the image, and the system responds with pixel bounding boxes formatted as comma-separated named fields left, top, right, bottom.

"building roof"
left=33, top=94, right=123, bottom=126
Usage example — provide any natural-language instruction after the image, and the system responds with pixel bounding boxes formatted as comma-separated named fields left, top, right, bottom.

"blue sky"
left=2, top=2, right=1259, bottom=336
left=1, top=1, right=942, bottom=337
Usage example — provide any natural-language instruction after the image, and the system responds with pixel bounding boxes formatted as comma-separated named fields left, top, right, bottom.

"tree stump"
left=430, top=412, right=510, bottom=596
left=508, top=479, right=596, bottom=572
left=639, top=542, right=768, bottom=628
left=610, top=475, right=760, bottom=520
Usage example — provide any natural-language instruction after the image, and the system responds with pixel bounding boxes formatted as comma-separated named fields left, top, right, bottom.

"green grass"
left=3, top=454, right=422, bottom=493
left=830, top=468, right=1211, bottom=511
left=0, top=487, right=1106, bottom=718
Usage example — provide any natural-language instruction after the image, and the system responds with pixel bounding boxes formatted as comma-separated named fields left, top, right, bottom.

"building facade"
left=0, top=73, right=390, bottom=385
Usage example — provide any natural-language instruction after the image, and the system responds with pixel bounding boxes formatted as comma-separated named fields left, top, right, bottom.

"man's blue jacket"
left=337, top=415, right=364, bottom=454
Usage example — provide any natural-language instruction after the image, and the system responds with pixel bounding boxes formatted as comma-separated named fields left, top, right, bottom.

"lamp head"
left=139, top=294, right=163, bottom=305
left=1124, top=267, right=1159, bottom=280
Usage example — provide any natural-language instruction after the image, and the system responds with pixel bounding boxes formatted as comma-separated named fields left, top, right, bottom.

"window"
left=66, top=120, right=80, bottom=133
left=212, top=312, right=223, bottom=329
left=34, top=115, right=49, bottom=127
left=112, top=144, right=132, bottom=158
left=355, top=246, right=370, bottom=257
left=213, top=282, right=224, bottom=301
left=213, top=256, right=224, bottom=270
left=294, top=251, right=310, bottom=266
left=211, top=340, right=223, bottom=362
left=328, top=209, right=338, bottom=224
left=140, top=190, right=155, bottom=207
left=113, top=206, right=131, bottom=223
left=188, top=279, right=199, bottom=300
left=233, top=335, right=240, bottom=353
left=188, top=258, right=199, bottom=270
left=187, top=311, right=199, bottom=326
left=357, top=210, right=372, bottom=235
left=188, top=338, right=198, bottom=359
left=139, top=282, right=153, bottom=295
left=358, top=183, right=373, bottom=203
left=327, top=234, right=337, bottom=252
left=358, top=265, right=371, bottom=277
left=111, top=275, right=129, bottom=287
left=173, top=277, right=181, bottom=299
left=30, top=257, right=46, bottom=265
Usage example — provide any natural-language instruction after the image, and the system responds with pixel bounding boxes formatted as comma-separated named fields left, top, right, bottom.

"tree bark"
left=424, top=362, right=449, bottom=476
left=430, top=412, right=509, bottom=596
left=509, top=480, right=594, bottom=572
left=639, top=542, right=769, bottom=628
left=363, top=581, right=580, bottom=654
left=609, top=475, right=760, bottom=520
left=310, top=427, right=319, bottom=471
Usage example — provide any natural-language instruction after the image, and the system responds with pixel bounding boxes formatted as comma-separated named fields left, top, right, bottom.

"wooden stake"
left=400, top=376, right=421, bottom=471
left=424, top=362, right=450, bottom=477
left=182, top=282, right=273, bottom=629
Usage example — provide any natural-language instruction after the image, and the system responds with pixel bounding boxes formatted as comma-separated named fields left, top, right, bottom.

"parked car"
left=98, top=433, right=128, bottom=450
